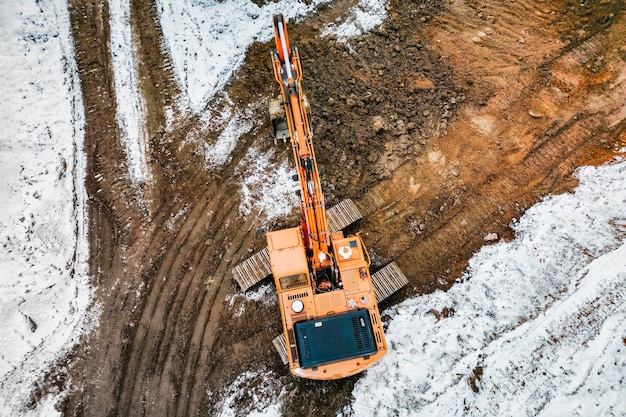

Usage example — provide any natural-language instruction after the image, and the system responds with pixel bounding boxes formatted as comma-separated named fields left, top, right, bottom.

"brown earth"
left=50, top=0, right=626, bottom=416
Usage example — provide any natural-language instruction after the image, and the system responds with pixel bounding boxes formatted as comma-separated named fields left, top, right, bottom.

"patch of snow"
left=166, top=205, right=189, bottom=232
left=322, top=0, right=387, bottom=41
left=237, top=147, right=299, bottom=221
left=244, top=283, right=275, bottom=304
left=156, top=0, right=332, bottom=112
left=0, top=0, right=93, bottom=415
left=199, top=94, right=238, bottom=131
left=227, top=283, right=275, bottom=318
left=205, top=104, right=254, bottom=167
left=350, top=160, right=626, bottom=416
left=217, top=368, right=286, bottom=417
left=109, top=0, right=150, bottom=184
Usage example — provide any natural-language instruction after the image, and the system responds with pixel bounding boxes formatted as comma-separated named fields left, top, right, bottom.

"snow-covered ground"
left=156, top=0, right=384, bottom=221
left=0, top=0, right=93, bottom=415
left=220, top=158, right=626, bottom=416
left=0, top=2, right=377, bottom=415
left=236, top=146, right=300, bottom=221
left=109, top=0, right=150, bottom=185
left=112, top=0, right=390, bottom=213
left=216, top=367, right=287, bottom=417
left=350, top=159, right=626, bottom=416
left=322, top=0, right=388, bottom=41
left=156, top=0, right=333, bottom=113
left=156, top=0, right=626, bottom=416
left=155, top=0, right=388, bottom=112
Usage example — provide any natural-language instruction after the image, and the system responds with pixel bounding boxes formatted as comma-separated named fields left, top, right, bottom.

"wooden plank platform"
left=272, top=333, right=288, bottom=365
left=232, top=247, right=272, bottom=292
left=327, top=198, right=363, bottom=232
left=371, top=262, right=409, bottom=303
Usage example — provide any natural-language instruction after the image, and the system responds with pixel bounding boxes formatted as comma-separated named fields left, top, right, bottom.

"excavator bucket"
left=269, top=97, right=290, bottom=144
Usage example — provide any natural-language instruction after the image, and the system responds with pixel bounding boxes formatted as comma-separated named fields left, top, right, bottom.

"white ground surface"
left=109, top=0, right=150, bottom=185
left=349, top=160, right=626, bottom=417
left=0, top=0, right=92, bottom=415
left=236, top=146, right=299, bottom=221
left=322, top=0, right=388, bottom=41
left=156, top=0, right=333, bottom=113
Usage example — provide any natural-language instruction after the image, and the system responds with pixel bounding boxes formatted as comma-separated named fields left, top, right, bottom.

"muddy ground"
left=48, top=0, right=626, bottom=415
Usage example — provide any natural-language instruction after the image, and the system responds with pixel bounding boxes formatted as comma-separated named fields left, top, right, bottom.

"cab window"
left=279, top=273, right=308, bottom=290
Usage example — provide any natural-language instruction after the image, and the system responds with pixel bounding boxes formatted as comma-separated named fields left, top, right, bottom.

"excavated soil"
left=55, top=0, right=626, bottom=416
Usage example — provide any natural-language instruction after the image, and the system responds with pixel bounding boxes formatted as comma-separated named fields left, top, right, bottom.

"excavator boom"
left=271, top=14, right=331, bottom=272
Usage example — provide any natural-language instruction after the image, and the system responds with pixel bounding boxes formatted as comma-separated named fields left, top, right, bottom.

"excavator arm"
left=271, top=14, right=332, bottom=273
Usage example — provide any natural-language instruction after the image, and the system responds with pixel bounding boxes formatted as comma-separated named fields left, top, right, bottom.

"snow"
left=217, top=368, right=286, bottom=417
left=227, top=283, right=276, bottom=318
left=242, top=283, right=275, bottom=304
left=349, top=160, right=626, bottom=416
left=156, top=0, right=332, bottom=113
left=237, top=146, right=299, bottom=221
left=109, top=0, right=150, bottom=185
left=0, top=0, right=93, bottom=415
left=321, top=0, right=388, bottom=41
left=205, top=103, right=254, bottom=168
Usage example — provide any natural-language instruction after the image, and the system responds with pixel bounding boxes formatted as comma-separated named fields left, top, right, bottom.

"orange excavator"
left=232, top=15, right=408, bottom=380
left=264, top=14, right=387, bottom=380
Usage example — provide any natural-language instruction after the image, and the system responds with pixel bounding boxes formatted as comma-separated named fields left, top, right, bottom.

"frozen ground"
left=109, top=0, right=150, bottom=185
left=155, top=0, right=389, bottom=222
left=237, top=146, right=299, bottom=221
left=112, top=0, right=335, bottom=189
left=107, top=0, right=626, bottom=415
left=156, top=0, right=333, bottom=113
left=0, top=0, right=92, bottom=415
left=2, top=0, right=625, bottom=415
left=156, top=0, right=346, bottom=221
left=217, top=368, right=286, bottom=417
left=217, top=158, right=626, bottom=416
left=349, top=159, right=626, bottom=416
left=321, top=0, right=388, bottom=41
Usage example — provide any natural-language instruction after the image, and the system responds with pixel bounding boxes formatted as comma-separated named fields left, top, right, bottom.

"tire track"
left=477, top=270, right=626, bottom=416
left=115, top=190, right=231, bottom=415
left=65, top=1, right=162, bottom=415
left=360, top=8, right=626, bottom=294
left=112, top=129, right=271, bottom=417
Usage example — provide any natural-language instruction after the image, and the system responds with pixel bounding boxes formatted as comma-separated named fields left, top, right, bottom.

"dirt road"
left=56, top=0, right=626, bottom=415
